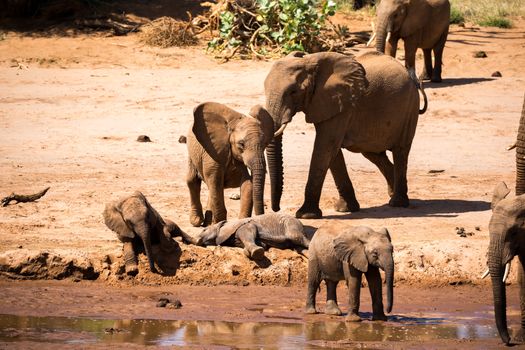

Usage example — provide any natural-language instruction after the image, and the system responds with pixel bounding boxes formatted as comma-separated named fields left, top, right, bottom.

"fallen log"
left=1, top=187, right=50, bottom=207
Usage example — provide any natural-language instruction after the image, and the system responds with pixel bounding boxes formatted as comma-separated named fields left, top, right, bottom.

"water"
left=0, top=313, right=498, bottom=348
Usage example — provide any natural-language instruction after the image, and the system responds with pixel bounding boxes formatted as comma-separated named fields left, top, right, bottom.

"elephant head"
left=193, top=102, right=274, bottom=215
left=333, top=226, right=394, bottom=313
left=488, top=182, right=525, bottom=344
left=263, top=52, right=368, bottom=211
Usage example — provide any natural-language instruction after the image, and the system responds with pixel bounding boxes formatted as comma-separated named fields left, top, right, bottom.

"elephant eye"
left=237, top=140, right=245, bottom=151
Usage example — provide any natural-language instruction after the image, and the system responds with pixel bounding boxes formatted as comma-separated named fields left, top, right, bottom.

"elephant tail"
left=418, top=79, right=428, bottom=115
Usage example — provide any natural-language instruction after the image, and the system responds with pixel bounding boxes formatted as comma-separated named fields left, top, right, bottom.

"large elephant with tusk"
left=265, top=51, right=426, bottom=219
left=371, top=0, right=450, bottom=83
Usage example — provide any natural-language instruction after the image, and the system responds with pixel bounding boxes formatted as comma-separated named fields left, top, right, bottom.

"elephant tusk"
left=366, top=32, right=376, bottom=47
left=247, top=168, right=252, bottom=177
left=503, top=261, right=511, bottom=283
left=274, top=123, right=288, bottom=138
left=507, top=142, right=516, bottom=151
left=386, top=31, right=392, bottom=43
left=480, top=268, right=489, bottom=279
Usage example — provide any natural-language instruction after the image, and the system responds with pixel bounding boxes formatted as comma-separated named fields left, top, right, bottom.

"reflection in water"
left=0, top=314, right=498, bottom=348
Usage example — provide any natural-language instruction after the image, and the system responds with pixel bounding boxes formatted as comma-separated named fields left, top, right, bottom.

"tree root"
left=1, top=187, right=50, bottom=207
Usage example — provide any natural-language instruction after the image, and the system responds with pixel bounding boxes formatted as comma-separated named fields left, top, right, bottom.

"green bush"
left=449, top=6, right=465, bottom=24
left=207, top=0, right=337, bottom=58
left=478, top=16, right=512, bottom=28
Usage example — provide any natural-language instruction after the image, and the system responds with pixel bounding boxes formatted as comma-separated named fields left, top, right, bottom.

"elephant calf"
left=306, top=223, right=394, bottom=322
left=185, top=102, right=274, bottom=227
left=103, top=191, right=181, bottom=276
left=184, top=212, right=310, bottom=260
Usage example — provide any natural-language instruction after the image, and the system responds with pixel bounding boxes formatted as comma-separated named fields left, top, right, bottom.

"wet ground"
left=0, top=281, right=523, bottom=349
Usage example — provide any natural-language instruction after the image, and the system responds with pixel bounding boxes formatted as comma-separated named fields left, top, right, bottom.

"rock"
left=178, top=135, right=187, bottom=144
left=229, top=193, right=241, bottom=200
left=166, top=299, right=182, bottom=309
left=137, top=135, right=151, bottom=142
left=473, top=51, right=487, bottom=58
left=156, top=298, right=170, bottom=307
left=491, top=71, right=502, bottom=77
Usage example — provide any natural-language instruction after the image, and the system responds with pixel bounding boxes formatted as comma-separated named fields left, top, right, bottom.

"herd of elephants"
left=100, top=0, right=525, bottom=345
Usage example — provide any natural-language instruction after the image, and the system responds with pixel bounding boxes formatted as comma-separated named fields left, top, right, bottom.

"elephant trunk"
left=384, top=257, right=394, bottom=314
left=250, top=155, right=266, bottom=216
left=375, top=16, right=390, bottom=54
left=488, top=234, right=511, bottom=344
left=516, top=95, right=525, bottom=196
left=266, top=135, right=283, bottom=212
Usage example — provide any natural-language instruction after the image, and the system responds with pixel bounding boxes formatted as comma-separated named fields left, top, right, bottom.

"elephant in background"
left=488, top=95, right=525, bottom=345
left=185, top=102, right=274, bottom=227
left=306, top=223, right=394, bottom=322
left=373, top=0, right=450, bottom=82
left=264, top=51, right=426, bottom=219
left=103, top=191, right=181, bottom=275
left=183, top=212, right=310, bottom=260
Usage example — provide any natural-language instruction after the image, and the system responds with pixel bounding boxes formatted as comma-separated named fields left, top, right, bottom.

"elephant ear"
left=333, top=232, right=368, bottom=273
left=103, top=201, right=135, bottom=240
left=249, top=104, right=274, bottom=147
left=491, top=182, right=511, bottom=210
left=193, top=102, right=244, bottom=163
left=379, top=227, right=392, bottom=242
left=305, top=53, right=368, bottom=124
left=216, top=218, right=251, bottom=245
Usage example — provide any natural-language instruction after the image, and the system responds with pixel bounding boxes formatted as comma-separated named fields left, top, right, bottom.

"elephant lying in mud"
left=306, top=223, right=394, bottom=322
left=182, top=213, right=310, bottom=260
left=185, top=102, right=274, bottom=227
left=103, top=191, right=181, bottom=275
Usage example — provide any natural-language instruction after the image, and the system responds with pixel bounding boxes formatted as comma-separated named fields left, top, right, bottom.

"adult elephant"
left=264, top=51, right=426, bottom=219
left=488, top=96, right=525, bottom=345
left=374, top=0, right=450, bottom=82
left=186, top=102, right=273, bottom=226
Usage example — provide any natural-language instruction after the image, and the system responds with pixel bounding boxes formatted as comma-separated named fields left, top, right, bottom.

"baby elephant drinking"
left=306, top=223, right=394, bottom=321
left=185, top=212, right=310, bottom=260
left=103, top=191, right=181, bottom=275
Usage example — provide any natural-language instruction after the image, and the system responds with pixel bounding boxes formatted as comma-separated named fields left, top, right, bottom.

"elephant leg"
left=187, top=164, right=204, bottom=227
left=131, top=221, right=158, bottom=274
left=122, top=240, right=138, bottom=276
left=404, top=38, right=418, bottom=82
left=235, top=223, right=264, bottom=260
left=345, top=264, right=362, bottom=322
left=325, top=280, right=342, bottom=315
left=366, top=266, right=387, bottom=321
left=362, top=151, right=395, bottom=197
left=204, top=171, right=227, bottom=225
left=330, top=149, right=360, bottom=213
left=431, top=30, right=448, bottom=83
left=420, top=48, right=433, bottom=81
left=238, top=171, right=253, bottom=219
left=389, top=147, right=410, bottom=207
left=306, top=258, right=321, bottom=314
left=386, top=38, right=398, bottom=58
left=297, top=118, right=347, bottom=219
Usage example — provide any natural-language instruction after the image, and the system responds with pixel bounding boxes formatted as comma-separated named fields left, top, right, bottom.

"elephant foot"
left=325, top=300, right=342, bottom=316
left=244, top=245, right=265, bottom=260
left=388, top=194, right=409, bottom=208
left=419, top=72, right=431, bottom=82
left=305, top=305, right=318, bottom=314
left=203, top=210, right=213, bottom=227
left=296, top=205, right=322, bottom=219
left=431, top=76, right=443, bottom=83
left=334, top=197, right=360, bottom=213
left=372, top=313, right=388, bottom=321
left=345, top=313, right=362, bottom=322
left=190, top=213, right=204, bottom=227
left=125, top=264, right=139, bottom=276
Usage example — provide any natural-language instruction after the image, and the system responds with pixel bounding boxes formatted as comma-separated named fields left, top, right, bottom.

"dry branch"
left=1, top=187, right=50, bottom=207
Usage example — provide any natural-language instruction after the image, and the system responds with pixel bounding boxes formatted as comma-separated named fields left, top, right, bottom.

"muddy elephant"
left=184, top=212, right=310, bottom=260
left=186, top=102, right=274, bottom=227
left=306, top=223, right=394, bottom=321
left=103, top=191, right=181, bottom=275
left=264, top=51, right=426, bottom=219
left=488, top=181, right=525, bottom=345
left=374, top=0, right=450, bottom=82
